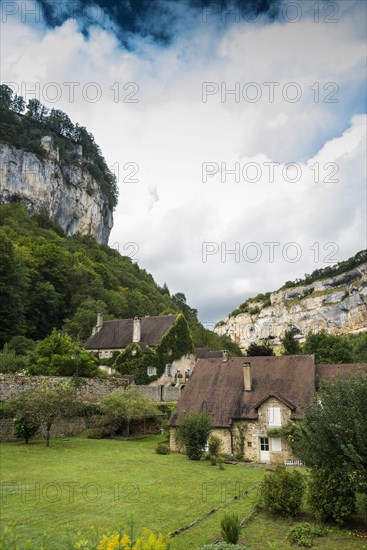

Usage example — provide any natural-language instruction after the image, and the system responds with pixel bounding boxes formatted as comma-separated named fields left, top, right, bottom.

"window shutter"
left=271, top=437, right=282, bottom=452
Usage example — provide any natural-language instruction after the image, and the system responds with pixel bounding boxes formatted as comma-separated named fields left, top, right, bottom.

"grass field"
left=0, top=435, right=366, bottom=549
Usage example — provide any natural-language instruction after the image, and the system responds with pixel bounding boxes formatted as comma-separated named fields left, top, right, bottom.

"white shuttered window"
left=268, top=406, right=282, bottom=426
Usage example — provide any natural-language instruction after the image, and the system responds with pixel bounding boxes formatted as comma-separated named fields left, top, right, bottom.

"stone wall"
left=0, top=415, right=101, bottom=442
left=0, top=375, right=180, bottom=403
left=0, top=375, right=179, bottom=442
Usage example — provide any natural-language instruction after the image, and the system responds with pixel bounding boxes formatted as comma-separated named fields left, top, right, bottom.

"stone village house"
left=85, top=313, right=194, bottom=380
left=168, top=355, right=367, bottom=464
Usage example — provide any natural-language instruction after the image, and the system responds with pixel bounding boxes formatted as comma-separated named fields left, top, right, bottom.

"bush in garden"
left=286, top=522, right=327, bottom=548
left=176, top=411, right=212, bottom=460
left=221, top=513, right=241, bottom=544
left=307, top=468, right=356, bottom=525
left=13, top=414, right=40, bottom=444
left=156, top=442, right=170, bottom=455
left=97, top=529, right=172, bottom=549
left=257, top=466, right=305, bottom=517
left=208, top=434, right=222, bottom=464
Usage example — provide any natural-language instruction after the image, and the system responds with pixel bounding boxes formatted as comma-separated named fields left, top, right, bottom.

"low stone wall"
left=0, top=375, right=180, bottom=403
left=0, top=375, right=178, bottom=442
left=0, top=415, right=161, bottom=442
left=0, top=415, right=101, bottom=442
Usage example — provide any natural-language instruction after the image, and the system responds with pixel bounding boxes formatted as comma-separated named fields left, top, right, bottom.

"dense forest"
left=0, top=84, right=118, bottom=209
left=0, top=204, right=240, bottom=355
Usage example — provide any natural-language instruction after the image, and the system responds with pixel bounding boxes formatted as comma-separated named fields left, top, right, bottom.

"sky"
left=1, top=0, right=366, bottom=325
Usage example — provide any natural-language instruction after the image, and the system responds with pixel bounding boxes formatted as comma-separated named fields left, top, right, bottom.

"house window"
left=165, top=364, right=173, bottom=376
left=260, top=437, right=269, bottom=451
left=268, top=406, right=282, bottom=427
left=271, top=437, right=282, bottom=452
left=247, top=441, right=252, bottom=448
left=147, top=366, right=157, bottom=377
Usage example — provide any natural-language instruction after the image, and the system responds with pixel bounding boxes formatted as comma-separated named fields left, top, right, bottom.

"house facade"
left=85, top=313, right=194, bottom=381
left=168, top=356, right=367, bottom=464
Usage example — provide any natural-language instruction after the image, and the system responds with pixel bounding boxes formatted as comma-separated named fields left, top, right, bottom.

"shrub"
left=307, top=468, right=356, bottom=525
left=208, top=434, right=222, bottom=464
left=176, top=411, right=212, bottom=460
left=13, top=414, right=40, bottom=444
left=208, top=435, right=222, bottom=458
left=286, top=522, right=327, bottom=547
left=221, top=513, right=241, bottom=544
left=97, top=528, right=172, bottom=549
left=257, top=466, right=305, bottom=517
left=156, top=442, right=170, bottom=455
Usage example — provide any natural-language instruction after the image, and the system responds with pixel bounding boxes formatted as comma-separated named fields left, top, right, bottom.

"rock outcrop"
left=0, top=138, right=113, bottom=243
left=215, top=263, right=367, bottom=351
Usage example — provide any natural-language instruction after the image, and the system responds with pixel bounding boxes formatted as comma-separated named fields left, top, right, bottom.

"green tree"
left=63, top=298, right=109, bottom=342
left=290, top=374, right=367, bottom=524
left=26, top=98, right=48, bottom=122
left=0, top=84, right=13, bottom=109
left=0, top=232, right=26, bottom=346
left=281, top=331, right=301, bottom=355
left=9, top=382, right=80, bottom=446
left=291, top=374, right=367, bottom=482
left=302, top=331, right=354, bottom=363
left=0, top=344, right=29, bottom=374
left=99, top=388, right=158, bottom=436
left=176, top=411, right=212, bottom=460
left=28, top=329, right=98, bottom=377
left=7, top=336, right=35, bottom=356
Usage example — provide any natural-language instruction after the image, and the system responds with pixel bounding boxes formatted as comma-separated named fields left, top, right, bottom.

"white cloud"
left=2, top=0, right=366, bottom=322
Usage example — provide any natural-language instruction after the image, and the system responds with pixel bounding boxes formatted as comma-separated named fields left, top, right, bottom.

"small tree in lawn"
left=100, top=388, right=158, bottom=437
left=176, top=411, right=212, bottom=460
left=9, top=382, right=80, bottom=446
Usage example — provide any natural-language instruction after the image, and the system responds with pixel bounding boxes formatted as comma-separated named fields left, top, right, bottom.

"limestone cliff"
left=215, top=260, right=367, bottom=352
left=0, top=138, right=113, bottom=243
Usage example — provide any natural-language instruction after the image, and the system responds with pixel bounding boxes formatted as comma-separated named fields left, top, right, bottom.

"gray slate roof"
left=85, top=315, right=178, bottom=350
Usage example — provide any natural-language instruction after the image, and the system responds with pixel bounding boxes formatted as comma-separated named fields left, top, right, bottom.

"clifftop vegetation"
left=226, top=249, right=366, bottom=318
left=0, top=84, right=118, bottom=209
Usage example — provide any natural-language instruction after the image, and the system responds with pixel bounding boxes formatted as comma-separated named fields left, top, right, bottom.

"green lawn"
left=0, top=436, right=365, bottom=549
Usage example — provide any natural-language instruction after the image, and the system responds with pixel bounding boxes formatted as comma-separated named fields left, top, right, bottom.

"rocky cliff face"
left=0, top=138, right=113, bottom=243
left=215, top=264, right=367, bottom=351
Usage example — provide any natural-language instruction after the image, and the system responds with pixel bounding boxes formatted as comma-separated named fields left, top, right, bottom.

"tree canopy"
left=0, top=204, right=239, bottom=354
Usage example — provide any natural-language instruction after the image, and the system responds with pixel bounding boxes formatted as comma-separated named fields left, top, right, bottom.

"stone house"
left=168, top=355, right=367, bottom=464
left=85, top=313, right=194, bottom=380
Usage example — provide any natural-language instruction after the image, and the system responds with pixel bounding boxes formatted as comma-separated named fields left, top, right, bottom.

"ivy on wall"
left=110, top=314, right=194, bottom=384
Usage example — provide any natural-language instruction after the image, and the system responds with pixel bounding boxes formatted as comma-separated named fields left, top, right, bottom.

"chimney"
left=92, top=312, right=103, bottom=335
left=222, top=350, right=228, bottom=363
left=133, top=317, right=141, bottom=343
left=243, top=362, right=252, bottom=391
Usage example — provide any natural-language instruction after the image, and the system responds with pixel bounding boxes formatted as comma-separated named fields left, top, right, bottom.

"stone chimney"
left=92, top=312, right=103, bottom=335
left=133, top=317, right=141, bottom=343
left=243, top=362, right=252, bottom=391
left=222, top=350, right=228, bottom=363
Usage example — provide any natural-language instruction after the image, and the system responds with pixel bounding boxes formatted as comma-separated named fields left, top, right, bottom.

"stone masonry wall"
left=0, top=375, right=180, bottom=403
left=0, top=375, right=179, bottom=442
